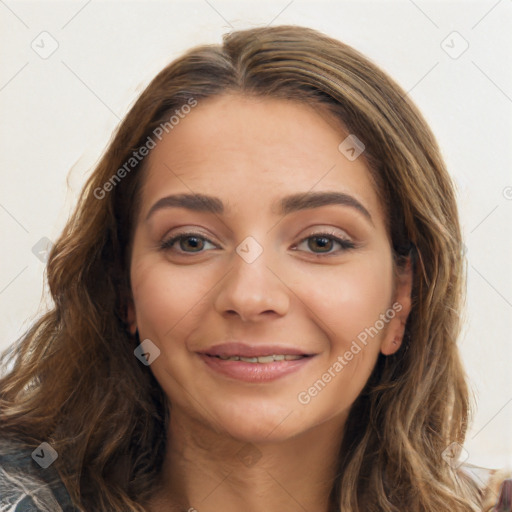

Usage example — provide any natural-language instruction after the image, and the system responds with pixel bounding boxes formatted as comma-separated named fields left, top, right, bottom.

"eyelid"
left=299, top=226, right=352, bottom=241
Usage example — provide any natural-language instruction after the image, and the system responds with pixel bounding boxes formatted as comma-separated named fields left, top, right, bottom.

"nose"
left=213, top=243, right=290, bottom=323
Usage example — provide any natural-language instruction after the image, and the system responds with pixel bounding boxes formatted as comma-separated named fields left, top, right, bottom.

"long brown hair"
left=0, top=25, right=484, bottom=511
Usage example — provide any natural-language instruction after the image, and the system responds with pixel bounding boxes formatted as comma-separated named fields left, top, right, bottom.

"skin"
left=126, top=93, right=412, bottom=512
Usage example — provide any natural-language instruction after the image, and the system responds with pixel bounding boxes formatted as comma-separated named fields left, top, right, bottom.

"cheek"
left=130, top=258, right=213, bottom=340
left=293, top=260, right=393, bottom=417
left=295, top=254, right=394, bottom=351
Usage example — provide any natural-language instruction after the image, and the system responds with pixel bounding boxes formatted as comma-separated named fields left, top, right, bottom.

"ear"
left=380, top=256, right=413, bottom=356
left=126, top=296, right=137, bottom=336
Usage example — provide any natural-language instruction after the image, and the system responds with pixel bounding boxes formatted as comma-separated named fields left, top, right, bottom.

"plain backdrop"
left=1, top=0, right=511, bottom=471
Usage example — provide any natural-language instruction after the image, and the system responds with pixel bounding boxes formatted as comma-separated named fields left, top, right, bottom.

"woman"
left=0, top=25, right=510, bottom=512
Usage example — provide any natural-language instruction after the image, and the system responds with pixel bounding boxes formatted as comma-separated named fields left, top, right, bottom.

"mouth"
left=197, top=343, right=316, bottom=382
left=207, top=353, right=310, bottom=363
left=199, top=342, right=314, bottom=359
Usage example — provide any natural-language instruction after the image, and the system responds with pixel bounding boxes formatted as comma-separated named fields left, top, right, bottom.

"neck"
left=149, top=409, right=347, bottom=512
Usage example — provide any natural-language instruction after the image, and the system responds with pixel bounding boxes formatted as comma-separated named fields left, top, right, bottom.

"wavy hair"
left=0, top=25, right=484, bottom=511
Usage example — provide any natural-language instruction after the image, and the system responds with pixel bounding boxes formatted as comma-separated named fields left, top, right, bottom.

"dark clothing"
left=0, top=437, right=78, bottom=512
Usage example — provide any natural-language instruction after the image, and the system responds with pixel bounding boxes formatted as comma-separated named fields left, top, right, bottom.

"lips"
left=196, top=342, right=316, bottom=382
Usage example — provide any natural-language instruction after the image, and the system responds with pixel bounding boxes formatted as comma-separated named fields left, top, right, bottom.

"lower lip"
left=198, top=354, right=314, bottom=382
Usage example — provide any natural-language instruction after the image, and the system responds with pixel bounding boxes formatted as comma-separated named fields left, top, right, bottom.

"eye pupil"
left=309, top=236, right=332, bottom=253
left=182, top=236, right=203, bottom=252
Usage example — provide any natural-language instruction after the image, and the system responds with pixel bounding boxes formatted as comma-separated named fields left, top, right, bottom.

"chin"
left=207, top=400, right=309, bottom=444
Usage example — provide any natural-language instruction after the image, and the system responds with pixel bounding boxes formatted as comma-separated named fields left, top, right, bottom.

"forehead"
left=138, top=94, right=385, bottom=225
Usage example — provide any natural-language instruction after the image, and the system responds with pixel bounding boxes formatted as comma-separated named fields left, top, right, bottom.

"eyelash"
left=159, top=230, right=356, bottom=256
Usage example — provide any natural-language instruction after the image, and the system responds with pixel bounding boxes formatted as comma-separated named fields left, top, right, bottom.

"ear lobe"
left=381, top=256, right=413, bottom=356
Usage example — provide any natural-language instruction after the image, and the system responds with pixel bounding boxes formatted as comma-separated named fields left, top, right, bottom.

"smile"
left=213, top=354, right=306, bottom=363
left=198, top=353, right=315, bottom=382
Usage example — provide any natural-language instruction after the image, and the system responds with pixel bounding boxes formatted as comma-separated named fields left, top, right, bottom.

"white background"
left=1, top=0, right=511, bottom=471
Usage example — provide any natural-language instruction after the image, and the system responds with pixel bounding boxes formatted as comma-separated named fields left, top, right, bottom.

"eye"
left=293, top=231, right=356, bottom=255
left=159, top=230, right=356, bottom=256
left=159, top=232, right=217, bottom=254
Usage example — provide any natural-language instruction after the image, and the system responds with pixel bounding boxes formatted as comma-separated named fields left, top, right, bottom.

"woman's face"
left=128, top=93, right=411, bottom=442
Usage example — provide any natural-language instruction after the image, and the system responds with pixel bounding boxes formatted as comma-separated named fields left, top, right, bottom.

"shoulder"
left=460, top=463, right=512, bottom=512
left=0, top=436, right=79, bottom=512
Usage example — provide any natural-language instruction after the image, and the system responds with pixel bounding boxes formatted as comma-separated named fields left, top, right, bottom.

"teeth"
left=256, top=355, right=275, bottom=363
left=239, top=356, right=258, bottom=363
left=284, top=355, right=303, bottom=361
left=215, top=354, right=305, bottom=363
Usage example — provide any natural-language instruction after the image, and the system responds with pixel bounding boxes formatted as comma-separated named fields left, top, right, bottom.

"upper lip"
left=198, top=342, right=314, bottom=358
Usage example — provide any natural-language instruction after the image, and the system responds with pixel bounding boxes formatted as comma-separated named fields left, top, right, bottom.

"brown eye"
left=160, top=233, right=216, bottom=253
left=177, top=235, right=205, bottom=252
left=295, top=232, right=356, bottom=255
left=308, top=236, right=334, bottom=253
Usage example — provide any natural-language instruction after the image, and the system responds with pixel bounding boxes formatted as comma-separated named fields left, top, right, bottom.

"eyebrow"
left=145, top=191, right=373, bottom=224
